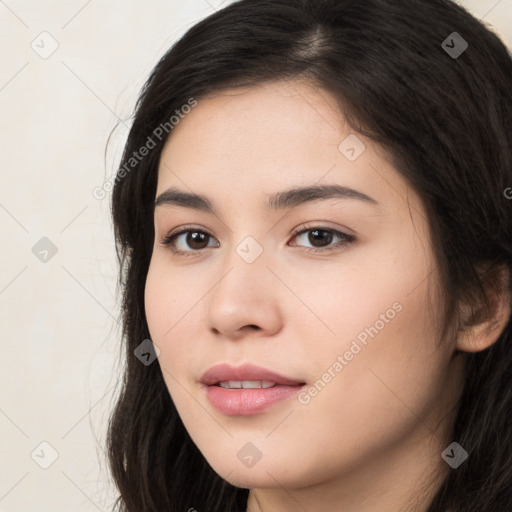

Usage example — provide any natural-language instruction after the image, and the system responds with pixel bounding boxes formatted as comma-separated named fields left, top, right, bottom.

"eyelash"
left=159, top=224, right=355, bottom=257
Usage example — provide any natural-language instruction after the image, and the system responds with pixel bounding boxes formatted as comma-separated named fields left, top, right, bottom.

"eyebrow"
left=154, top=184, right=379, bottom=214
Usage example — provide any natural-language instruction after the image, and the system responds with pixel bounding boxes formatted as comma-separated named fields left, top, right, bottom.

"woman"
left=107, top=0, right=512, bottom=510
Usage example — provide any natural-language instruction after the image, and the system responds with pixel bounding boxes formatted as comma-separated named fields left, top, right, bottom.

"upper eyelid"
left=164, top=224, right=350, bottom=239
left=161, top=225, right=354, bottom=251
left=164, top=220, right=353, bottom=236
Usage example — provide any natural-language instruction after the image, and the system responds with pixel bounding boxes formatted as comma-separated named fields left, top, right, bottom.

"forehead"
left=156, top=80, right=416, bottom=216
left=161, top=80, right=343, bottom=160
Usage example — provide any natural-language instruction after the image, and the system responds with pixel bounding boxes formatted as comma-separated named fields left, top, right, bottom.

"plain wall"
left=1, top=1, right=510, bottom=510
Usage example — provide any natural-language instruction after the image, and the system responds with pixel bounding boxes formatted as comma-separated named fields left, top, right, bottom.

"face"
left=145, top=80, right=464, bottom=492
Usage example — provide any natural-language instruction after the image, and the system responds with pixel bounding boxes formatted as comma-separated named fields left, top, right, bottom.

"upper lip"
left=200, top=363, right=305, bottom=386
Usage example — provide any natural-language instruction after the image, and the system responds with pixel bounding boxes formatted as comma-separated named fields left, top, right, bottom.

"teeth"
left=218, top=380, right=276, bottom=389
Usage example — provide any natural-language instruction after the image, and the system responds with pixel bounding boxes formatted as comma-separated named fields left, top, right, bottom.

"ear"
left=456, top=265, right=511, bottom=353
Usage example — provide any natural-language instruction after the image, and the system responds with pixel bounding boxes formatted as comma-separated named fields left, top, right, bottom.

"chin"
left=208, top=452, right=310, bottom=490
left=218, top=466, right=281, bottom=489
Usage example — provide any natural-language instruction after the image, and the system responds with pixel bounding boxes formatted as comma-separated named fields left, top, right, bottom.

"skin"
left=144, top=79, right=499, bottom=512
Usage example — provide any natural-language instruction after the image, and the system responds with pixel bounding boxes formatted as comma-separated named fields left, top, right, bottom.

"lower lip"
left=204, top=384, right=305, bottom=416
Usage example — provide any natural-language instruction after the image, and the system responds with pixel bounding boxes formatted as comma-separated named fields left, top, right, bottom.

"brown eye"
left=185, top=231, right=210, bottom=250
left=160, top=228, right=219, bottom=255
left=290, top=227, right=355, bottom=253
left=160, top=225, right=355, bottom=257
left=307, top=229, right=334, bottom=248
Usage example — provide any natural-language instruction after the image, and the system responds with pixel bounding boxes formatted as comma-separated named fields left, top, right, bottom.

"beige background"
left=0, top=1, right=510, bottom=510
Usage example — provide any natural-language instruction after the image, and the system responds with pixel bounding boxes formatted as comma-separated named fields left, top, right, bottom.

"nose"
left=206, top=245, right=284, bottom=340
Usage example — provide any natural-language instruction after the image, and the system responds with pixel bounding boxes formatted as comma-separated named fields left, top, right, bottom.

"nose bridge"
left=206, top=231, right=283, bottom=336
left=235, top=233, right=266, bottom=266
left=213, top=232, right=271, bottom=302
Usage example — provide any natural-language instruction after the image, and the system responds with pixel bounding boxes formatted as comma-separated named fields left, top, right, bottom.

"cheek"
left=298, top=265, right=446, bottom=440
left=288, top=238, right=434, bottom=363
left=288, top=240, right=444, bottom=423
left=144, top=253, right=207, bottom=340
left=144, top=257, right=194, bottom=374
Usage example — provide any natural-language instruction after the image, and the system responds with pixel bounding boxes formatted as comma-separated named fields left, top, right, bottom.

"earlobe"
left=456, top=267, right=511, bottom=353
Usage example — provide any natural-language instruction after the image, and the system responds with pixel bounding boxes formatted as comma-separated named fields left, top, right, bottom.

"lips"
left=200, top=363, right=305, bottom=387
left=200, top=363, right=306, bottom=415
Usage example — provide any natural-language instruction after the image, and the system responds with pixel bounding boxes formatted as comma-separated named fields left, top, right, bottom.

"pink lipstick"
left=200, top=363, right=306, bottom=416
